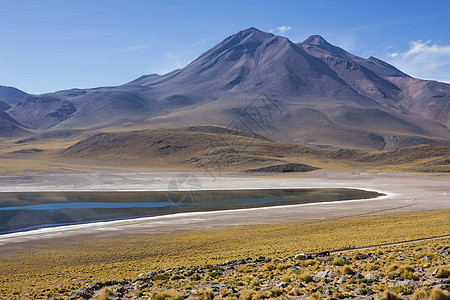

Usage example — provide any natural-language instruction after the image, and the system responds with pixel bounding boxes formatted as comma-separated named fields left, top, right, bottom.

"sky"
left=1, top=0, right=450, bottom=94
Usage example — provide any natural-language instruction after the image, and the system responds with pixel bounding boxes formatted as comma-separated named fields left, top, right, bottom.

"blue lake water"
left=0, top=188, right=382, bottom=234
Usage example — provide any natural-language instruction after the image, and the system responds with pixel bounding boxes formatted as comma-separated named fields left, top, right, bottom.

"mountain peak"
left=302, top=35, right=331, bottom=47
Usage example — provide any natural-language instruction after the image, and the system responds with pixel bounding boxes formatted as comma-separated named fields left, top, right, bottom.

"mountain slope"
left=3, top=28, right=450, bottom=150
left=0, top=86, right=29, bottom=105
left=59, top=126, right=450, bottom=172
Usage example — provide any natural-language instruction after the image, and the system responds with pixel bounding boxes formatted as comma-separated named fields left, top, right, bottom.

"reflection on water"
left=0, top=188, right=382, bottom=234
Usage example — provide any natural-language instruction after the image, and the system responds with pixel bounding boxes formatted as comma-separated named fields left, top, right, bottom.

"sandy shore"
left=0, top=170, right=449, bottom=250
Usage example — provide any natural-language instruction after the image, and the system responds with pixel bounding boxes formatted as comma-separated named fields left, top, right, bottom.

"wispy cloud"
left=124, top=44, right=153, bottom=52
left=270, top=26, right=292, bottom=35
left=192, top=38, right=206, bottom=47
left=386, top=40, right=450, bottom=82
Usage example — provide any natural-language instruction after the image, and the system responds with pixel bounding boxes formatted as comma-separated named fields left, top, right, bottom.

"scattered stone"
left=439, top=247, right=449, bottom=256
left=365, top=273, right=380, bottom=279
left=352, top=272, right=364, bottom=280
left=274, top=282, right=290, bottom=289
left=316, top=270, right=332, bottom=278
left=392, top=280, right=422, bottom=287
left=75, top=288, right=92, bottom=299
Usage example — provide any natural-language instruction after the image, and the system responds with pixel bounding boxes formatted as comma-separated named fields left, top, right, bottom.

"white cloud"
left=386, top=40, right=450, bottom=82
left=269, top=26, right=292, bottom=35
left=192, top=38, right=206, bottom=47
left=125, top=45, right=152, bottom=52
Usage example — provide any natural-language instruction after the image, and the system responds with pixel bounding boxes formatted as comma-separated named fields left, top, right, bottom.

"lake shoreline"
left=0, top=170, right=448, bottom=251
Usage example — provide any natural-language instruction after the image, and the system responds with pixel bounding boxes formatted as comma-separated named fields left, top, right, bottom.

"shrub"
left=391, top=285, right=415, bottom=295
left=276, top=263, right=291, bottom=271
left=333, top=257, right=347, bottom=266
left=202, top=288, right=214, bottom=300
left=270, top=289, right=283, bottom=297
left=430, top=288, right=450, bottom=300
left=152, top=289, right=183, bottom=300
left=281, top=275, right=291, bottom=282
left=402, top=270, right=419, bottom=280
left=300, top=259, right=316, bottom=267
left=358, top=287, right=372, bottom=295
left=298, top=272, right=313, bottom=283
left=435, top=267, right=450, bottom=278
left=250, top=279, right=260, bottom=289
left=169, top=274, right=183, bottom=280
left=411, top=288, right=431, bottom=300
left=240, top=289, right=254, bottom=300
left=342, top=266, right=354, bottom=275
left=382, top=290, right=404, bottom=300
left=190, top=273, right=201, bottom=281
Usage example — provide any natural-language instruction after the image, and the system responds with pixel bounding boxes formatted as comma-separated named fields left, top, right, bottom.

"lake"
left=0, top=188, right=382, bottom=234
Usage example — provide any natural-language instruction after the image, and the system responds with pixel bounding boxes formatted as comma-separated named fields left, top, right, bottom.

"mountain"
left=3, top=28, right=450, bottom=150
left=0, top=86, right=29, bottom=105
left=7, top=95, right=77, bottom=129
left=0, top=111, right=29, bottom=137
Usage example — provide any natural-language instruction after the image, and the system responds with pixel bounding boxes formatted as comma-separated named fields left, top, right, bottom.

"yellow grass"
left=0, top=209, right=448, bottom=299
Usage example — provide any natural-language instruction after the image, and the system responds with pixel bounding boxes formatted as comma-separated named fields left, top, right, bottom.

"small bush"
left=382, top=290, right=404, bottom=300
left=169, top=274, right=183, bottom=280
left=240, top=289, right=254, bottom=300
left=358, top=287, right=372, bottom=295
left=342, top=266, right=354, bottom=275
left=250, top=279, right=260, bottom=289
left=435, top=267, right=450, bottom=278
left=190, top=273, right=201, bottom=281
left=276, top=263, right=291, bottom=271
left=300, top=259, right=316, bottom=267
left=281, top=275, right=291, bottom=282
left=430, top=288, right=450, bottom=300
left=333, top=257, right=347, bottom=266
left=411, top=288, right=431, bottom=300
left=270, top=289, right=284, bottom=297
left=152, top=289, right=183, bottom=300
left=298, top=272, right=313, bottom=283
left=202, top=288, right=214, bottom=300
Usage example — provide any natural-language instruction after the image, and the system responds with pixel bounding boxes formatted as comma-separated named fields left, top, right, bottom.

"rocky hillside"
left=71, top=239, right=450, bottom=300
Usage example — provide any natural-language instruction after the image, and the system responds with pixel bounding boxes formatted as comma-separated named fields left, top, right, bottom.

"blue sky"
left=1, top=0, right=449, bottom=94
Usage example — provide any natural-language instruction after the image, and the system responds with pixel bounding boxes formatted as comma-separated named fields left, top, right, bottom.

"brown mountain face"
left=3, top=28, right=450, bottom=150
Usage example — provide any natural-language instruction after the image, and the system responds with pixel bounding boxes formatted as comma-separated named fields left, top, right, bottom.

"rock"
left=392, top=280, right=422, bottom=288
left=365, top=273, right=380, bottom=279
left=423, top=255, right=430, bottom=261
left=352, top=273, right=364, bottom=280
left=211, top=283, right=227, bottom=292
left=274, top=282, right=290, bottom=289
left=113, top=286, right=127, bottom=295
left=107, top=296, right=120, bottom=300
left=295, top=253, right=313, bottom=260
left=338, top=275, right=351, bottom=284
left=439, top=247, right=449, bottom=256
left=75, top=288, right=92, bottom=299
left=432, top=269, right=439, bottom=276
left=387, top=273, right=401, bottom=280
left=316, top=270, right=332, bottom=279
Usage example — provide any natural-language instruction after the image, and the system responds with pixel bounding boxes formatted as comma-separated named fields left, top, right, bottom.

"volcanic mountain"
left=3, top=27, right=450, bottom=150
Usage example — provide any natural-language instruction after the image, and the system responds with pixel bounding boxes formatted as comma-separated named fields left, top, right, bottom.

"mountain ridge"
left=1, top=27, right=449, bottom=150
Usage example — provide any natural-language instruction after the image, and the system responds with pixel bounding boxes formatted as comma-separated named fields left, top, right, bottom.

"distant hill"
left=0, top=86, right=29, bottom=105
left=60, top=126, right=450, bottom=172
left=0, top=111, right=29, bottom=138
left=2, top=28, right=450, bottom=150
